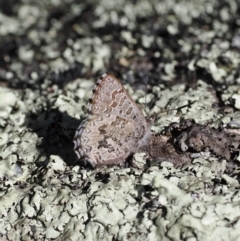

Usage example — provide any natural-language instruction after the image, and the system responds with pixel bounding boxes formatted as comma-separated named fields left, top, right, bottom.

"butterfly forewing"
left=89, top=74, right=146, bottom=125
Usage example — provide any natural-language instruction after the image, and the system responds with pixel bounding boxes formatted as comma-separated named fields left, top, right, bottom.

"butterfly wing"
left=89, top=74, right=145, bottom=123
left=74, top=114, right=139, bottom=167
left=89, top=74, right=151, bottom=144
left=74, top=73, right=152, bottom=167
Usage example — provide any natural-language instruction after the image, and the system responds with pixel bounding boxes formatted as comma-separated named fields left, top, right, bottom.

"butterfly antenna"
left=149, top=100, right=196, bottom=125
left=154, top=100, right=196, bottom=118
left=165, top=101, right=196, bottom=113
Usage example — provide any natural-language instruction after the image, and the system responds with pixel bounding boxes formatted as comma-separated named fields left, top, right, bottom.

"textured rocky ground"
left=1, top=0, right=240, bottom=240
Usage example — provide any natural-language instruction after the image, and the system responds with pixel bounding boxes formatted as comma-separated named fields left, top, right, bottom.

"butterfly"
left=73, top=73, right=152, bottom=167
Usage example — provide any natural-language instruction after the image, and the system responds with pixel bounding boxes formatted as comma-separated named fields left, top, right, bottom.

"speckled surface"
left=1, top=0, right=240, bottom=240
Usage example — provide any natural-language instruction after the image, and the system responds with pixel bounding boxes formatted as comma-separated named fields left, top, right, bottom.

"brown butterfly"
left=73, top=73, right=152, bottom=167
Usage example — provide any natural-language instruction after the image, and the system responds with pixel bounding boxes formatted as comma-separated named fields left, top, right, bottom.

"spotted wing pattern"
left=73, top=73, right=151, bottom=167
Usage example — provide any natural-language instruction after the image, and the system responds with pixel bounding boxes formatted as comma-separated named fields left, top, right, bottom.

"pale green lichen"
left=1, top=0, right=240, bottom=240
